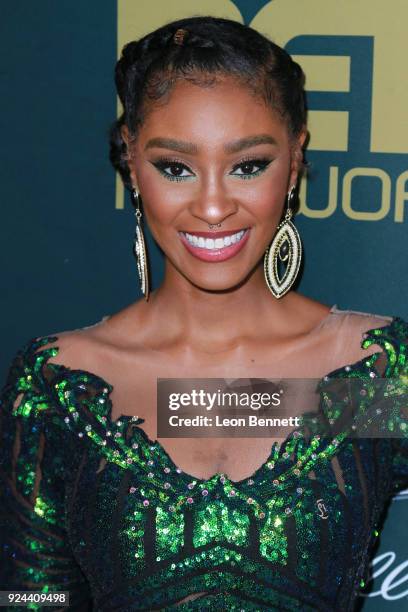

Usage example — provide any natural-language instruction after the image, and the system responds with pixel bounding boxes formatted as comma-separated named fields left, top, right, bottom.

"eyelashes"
left=231, top=157, right=273, bottom=180
left=152, top=158, right=194, bottom=182
left=150, top=156, right=273, bottom=182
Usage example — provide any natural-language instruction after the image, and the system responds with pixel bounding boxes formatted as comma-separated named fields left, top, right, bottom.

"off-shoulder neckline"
left=33, top=305, right=402, bottom=407
left=19, top=312, right=406, bottom=490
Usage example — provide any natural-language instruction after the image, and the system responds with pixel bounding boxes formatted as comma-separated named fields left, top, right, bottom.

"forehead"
left=136, top=75, right=290, bottom=149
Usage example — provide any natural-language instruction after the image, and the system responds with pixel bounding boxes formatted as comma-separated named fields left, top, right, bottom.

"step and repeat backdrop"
left=1, top=1, right=407, bottom=608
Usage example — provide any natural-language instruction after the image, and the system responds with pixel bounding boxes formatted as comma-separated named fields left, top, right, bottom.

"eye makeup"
left=150, top=156, right=274, bottom=182
left=151, top=157, right=194, bottom=182
left=230, top=156, right=273, bottom=180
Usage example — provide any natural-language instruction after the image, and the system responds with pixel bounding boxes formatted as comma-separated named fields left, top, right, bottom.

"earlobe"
left=298, top=127, right=308, bottom=150
left=289, top=153, right=301, bottom=188
left=129, top=165, right=139, bottom=192
left=294, top=129, right=307, bottom=164
left=130, top=171, right=138, bottom=191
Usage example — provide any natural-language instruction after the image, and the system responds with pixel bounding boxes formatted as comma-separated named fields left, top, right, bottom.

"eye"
left=151, top=158, right=195, bottom=182
left=230, top=157, right=272, bottom=179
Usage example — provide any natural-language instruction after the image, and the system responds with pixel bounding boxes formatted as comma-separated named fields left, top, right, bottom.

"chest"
left=66, top=434, right=393, bottom=608
left=106, top=357, right=318, bottom=482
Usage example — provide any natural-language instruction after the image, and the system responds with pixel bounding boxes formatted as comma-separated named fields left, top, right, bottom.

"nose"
left=188, top=177, right=238, bottom=227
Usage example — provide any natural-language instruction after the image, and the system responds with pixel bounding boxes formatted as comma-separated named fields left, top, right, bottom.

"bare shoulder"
left=330, top=305, right=393, bottom=335
left=35, top=317, right=119, bottom=370
left=323, top=304, right=395, bottom=372
left=285, top=293, right=395, bottom=367
left=35, top=327, right=105, bottom=373
left=35, top=301, right=148, bottom=373
left=281, top=292, right=334, bottom=333
left=289, top=292, right=392, bottom=333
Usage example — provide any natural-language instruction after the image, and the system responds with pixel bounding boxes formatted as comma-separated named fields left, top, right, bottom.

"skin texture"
left=48, top=70, right=340, bottom=483
left=48, top=73, right=337, bottom=467
left=44, top=74, right=384, bottom=606
left=120, top=74, right=313, bottom=353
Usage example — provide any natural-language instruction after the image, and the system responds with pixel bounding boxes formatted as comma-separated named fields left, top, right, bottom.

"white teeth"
left=182, top=229, right=246, bottom=250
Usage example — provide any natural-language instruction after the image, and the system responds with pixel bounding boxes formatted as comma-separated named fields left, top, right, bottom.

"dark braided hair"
left=110, top=15, right=306, bottom=192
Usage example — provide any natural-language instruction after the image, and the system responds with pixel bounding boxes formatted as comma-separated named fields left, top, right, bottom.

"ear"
left=120, top=124, right=138, bottom=190
left=289, top=126, right=308, bottom=188
left=121, top=124, right=136, bottom=148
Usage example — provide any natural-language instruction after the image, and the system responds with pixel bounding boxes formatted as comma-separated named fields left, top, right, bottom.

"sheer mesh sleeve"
left=389, top=320, right=408, bottom=495
left=390, top=371, right=408, bottom=495
left=0, top=338, right=92, bottom=611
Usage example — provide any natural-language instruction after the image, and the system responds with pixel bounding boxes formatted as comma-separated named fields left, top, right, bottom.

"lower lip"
left=179, top=229, right=251, bottom=262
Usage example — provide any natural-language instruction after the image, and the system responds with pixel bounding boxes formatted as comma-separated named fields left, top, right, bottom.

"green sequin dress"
left=0, top=314, right=407, bottom=611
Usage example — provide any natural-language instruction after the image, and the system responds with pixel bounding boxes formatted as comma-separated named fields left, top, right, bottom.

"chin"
left=183, top=270, right=252, bottom=294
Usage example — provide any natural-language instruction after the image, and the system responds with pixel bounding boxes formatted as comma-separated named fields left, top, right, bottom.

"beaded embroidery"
left=1, top=316, right=407, bottom=611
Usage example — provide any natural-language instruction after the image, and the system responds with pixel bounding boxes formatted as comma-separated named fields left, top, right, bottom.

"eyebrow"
left=144, top=134, right=278, bottom=154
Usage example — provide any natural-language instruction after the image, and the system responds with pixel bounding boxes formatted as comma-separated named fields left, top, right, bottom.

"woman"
left=0, top=15, right=407, bottom=612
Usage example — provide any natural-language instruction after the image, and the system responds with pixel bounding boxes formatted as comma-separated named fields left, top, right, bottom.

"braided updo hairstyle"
left=110, top=15, right=306, bottom=196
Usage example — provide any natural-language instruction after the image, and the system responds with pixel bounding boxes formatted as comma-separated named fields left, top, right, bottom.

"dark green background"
left=1, top=2, right=407, bottom=609
left=1, top=1, right=406, bottom=365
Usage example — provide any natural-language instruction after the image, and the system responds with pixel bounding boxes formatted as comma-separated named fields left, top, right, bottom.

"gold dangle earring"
left=264, top=185, right=302, bottom=299
left=131, top=188, right=150, bottom=301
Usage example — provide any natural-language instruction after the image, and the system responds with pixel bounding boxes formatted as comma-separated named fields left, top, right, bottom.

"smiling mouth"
left=179, top=228, right=249, bottom=250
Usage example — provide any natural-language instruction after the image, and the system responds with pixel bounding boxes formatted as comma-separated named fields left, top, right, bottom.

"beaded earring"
left=263, top=186, right=302, bottom=299
left=131, top=188, right=150, bottom=301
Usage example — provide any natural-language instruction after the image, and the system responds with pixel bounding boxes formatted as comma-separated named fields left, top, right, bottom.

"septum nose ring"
left=208, top=223, right=222, bottom=229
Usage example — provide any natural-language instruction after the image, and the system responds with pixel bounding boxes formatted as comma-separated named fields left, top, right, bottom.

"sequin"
left=0, top=317, right=407, bottom=611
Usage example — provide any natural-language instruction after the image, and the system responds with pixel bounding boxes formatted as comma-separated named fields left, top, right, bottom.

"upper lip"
left=180, top=228, right=248, bottom=238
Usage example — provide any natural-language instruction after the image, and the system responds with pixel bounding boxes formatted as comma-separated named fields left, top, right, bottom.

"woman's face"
left=123, top=75, right=306, bottom=292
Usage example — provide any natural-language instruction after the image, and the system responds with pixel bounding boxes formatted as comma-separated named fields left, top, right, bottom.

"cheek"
left=134, top=152, right=291, bottom=229
left=135, top=166, right=183, bottom=227
left=246, top=160, right=290, bottom=221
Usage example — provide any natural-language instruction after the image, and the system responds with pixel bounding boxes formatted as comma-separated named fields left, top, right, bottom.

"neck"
left=139, top=260, right=294, bottom=353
